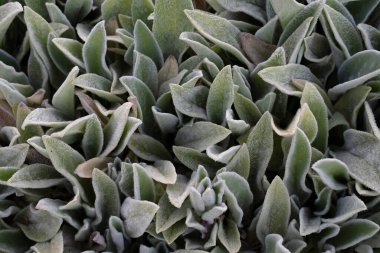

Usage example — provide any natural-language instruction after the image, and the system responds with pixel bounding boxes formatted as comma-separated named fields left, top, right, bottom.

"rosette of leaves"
left=0, top=0, right=378, bottom=252
left=154, top=166, right=253, bottom=252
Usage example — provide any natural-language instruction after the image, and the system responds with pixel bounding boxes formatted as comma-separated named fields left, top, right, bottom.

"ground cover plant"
left=0, top=0, right=379, bottom=252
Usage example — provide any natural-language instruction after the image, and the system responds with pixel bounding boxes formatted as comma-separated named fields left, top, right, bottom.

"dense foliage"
left=0, top=0, right=379, bottom=252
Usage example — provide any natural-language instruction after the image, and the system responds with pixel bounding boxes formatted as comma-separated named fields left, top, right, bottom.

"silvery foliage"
left=0, top=0, right=379, bottom=252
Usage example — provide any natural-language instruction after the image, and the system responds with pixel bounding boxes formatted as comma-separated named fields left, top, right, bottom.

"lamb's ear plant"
left=0, top=0, right=379, bottom=252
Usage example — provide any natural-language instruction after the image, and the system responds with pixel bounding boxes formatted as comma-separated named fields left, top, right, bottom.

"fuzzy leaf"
left=312, top=159, right=350, bottom=190
left=175, top=122, right=231, bottom=152
left=83, top=21, right=112, bottom=79
left=152, top=0, right=193, bottom=58
left=128, top=133, right=172, bottom=161
left=218, top=218, right=241, bottom=253
left=121, top=197, right=159, bottom=238
left=256, top=177, right=290, bottom=243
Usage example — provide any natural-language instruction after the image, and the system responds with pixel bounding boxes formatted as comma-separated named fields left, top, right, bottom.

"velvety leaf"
left=64, top=0, right=92, bottom=24
left=0, top=144, right=29, bottom=168
left=283, top=128, right=312, bottom=202
left=312, top=159, right=350, bottom=190
left=172, top=146, right=224, bottom=173
left=120, top=76, right=157, bottom=136
left=299, top=208, right=321, bottom=236
left=225, top=144, right=250, bottom=179
left=92, top=168, right=120, bottom=231
left=184, top=10, right=252, bottom=69
left=218, top=218, right=241, bottom=253
left=0, top=2, right=23, bottom=43
left=328, top=219, right=380, bottom=251
left=15, top=205, right=63, bottom=242
left=215, top=0, right=266, bottom=23
left=269, top=0, right=303, bottom=28
left=207, top=65, right=234, bottom=124
left=156, top=193, right=189, bottom=233
left=358, top=24, right=380, bottom=51
left=83, top=21, right=112, bottom=79
left=30, top=231, right=63, bottom=253
left=256, top=177, right=290, bottom=243
left=22, top=108, right=71, bottom=129
left=301, top=82, right=329, bottom=152
left=143, top=160, right=177, bottom=184
left=175, top=121, right=231, bottom=151
left=180, top=32, right=224, bottom=69
left=258, top=64, right=321, bottom=96
left=52, top=66, right=79, bottom=117
left=329, top=50, right=380, bottom=100
left=128, top=133, right=172, bottom=162
left=0, top=229, right=32, bottom=253
left=52, top=38, right=85, bottom=69
left=74, top=157, right=113, bottom=178
left=134, top=20, right=163, bottom=68
left=234, top=92, right=262, bottom=126
left=42, top=136, right=92, bottom=203
left=264, top=234, right=291, bottom=253
left=8, top=164, right=64, bottom=188
left=152, top=0, right=194, bottom=58
left=331, top=129, right=380, bottom=193
left=121, top=197, right=159, bottom=238
left=322, top=195, right=367, bottom=223
left=133, top=164, right=155, bottom=202
left=170, top=83, right=208, bottom=120
left=101, top=0, right=131, bottom=20
left=345, top=0, right=380, bottom=23
left=246, top=112, right=273, bottom=194
left=239, top=32, right=277, bottom=65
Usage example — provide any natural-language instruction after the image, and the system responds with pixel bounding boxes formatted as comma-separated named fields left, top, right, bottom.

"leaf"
left=92, top=168, right=120, bottom=231
left=184, top=10, right=252, bottom=69
left=156, top=193, right=189, bottom=233
left=170, top=83, right=208, bottom=120
left=256, top=177, right=291, bottom=243
left=22, top=108, right=71, bottom=129
left=134, top=20, right=164, bottom=68
left=218, top=218, right=241, bottom=253
left=299, top=208, right=321, bottom=236
left=42, top=136, right=92, bottom=203
left=225, top=144, right=250, bottom=179
left=246, top=112, right=273, bottom=194
left=281, top=17, right=313, bottom=63
left=133, top=164, right=155, bottom=202
left=83, top=21, right=112, bottom=79
left=64, top=0, right=93, bottom=24
left=217, top=172, right=253, bottom=210
left=162, top=220, right=187, bottom=244
left=128, top=133, right=172, bottom=162
left=30, top=231, right=63, bottom=253
left=312, top=159, right=350, bottom=190
left=329, top=50, right=380, bottom=100
left=121, top=197, right=159, bottom=238
left=239, top=32, right=277, bottom=66
left=52, top=38, right=85, bottom=69
left=214, top=0, right=267, bottom=23
left=0, top=144, right=29, bottom=168
left=322, top=195, right=367, bottom=223
left=132, top=0, right=154, bottom=26
left=120, top=76, right=157, bottom=136
left=301, top=82, right=329, bottom=152
left=0, top=2, right=23, bottom=44
left=52, top=66, right=79, bottom=117
left=269, top=0, right=304, bottom=28
left=207, top=66, right=234, bottom=124
left=101, top=0, right=131, bottom=20
left=15, top=205, right=62, bottom=242
left=258, top=64, right=321, bottom=96
left=173, top=146, right=224, bottom=173
left=143, top=160, right=177, bottom=184
left=345, top=0, right=380, bottom=23
left=75, top=157, right=113, bottom=178
left=133, top=51, right=158, bottom=96
left=358, top=24, right=380, bottom=50
left=175, top=122, right=231, bottom=151
left=321, top=5, right=363, bottom=59
left=331, top=129, right=380, bottom=193
left=0, top=229, right=31, bottom=253
left=234, top=92, right=262, bottom=126
left=101, top=102, right=132, bottom=156
left=8, top=164, right=64, bottom=188
left=180, top=32, right=224, bottom=69
left=152, top=0, right=194, bottom=58
left=264, top=234, right=291, bottom=253
left=328, top=219, right=379, bottom=251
